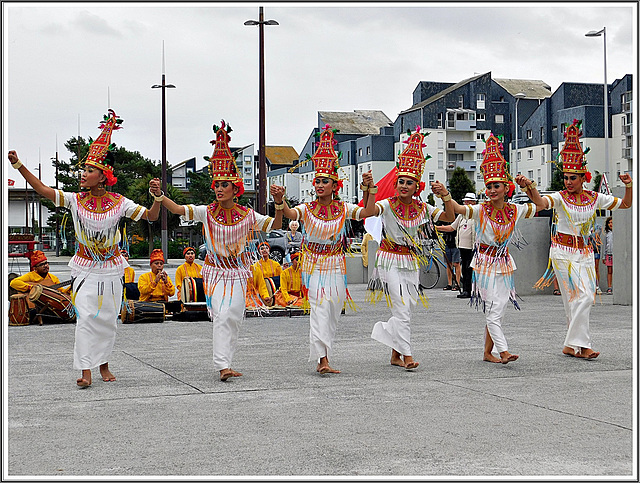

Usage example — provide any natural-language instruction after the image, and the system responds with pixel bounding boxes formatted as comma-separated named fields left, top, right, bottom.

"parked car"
left=511, top=190, right=554, bottom=217
left=197, top=229, right=289, bottom=264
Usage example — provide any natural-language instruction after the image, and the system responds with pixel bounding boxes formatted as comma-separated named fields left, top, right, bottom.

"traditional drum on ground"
left=123, top=282, right=140, bottom=301
left=9, top=294, right=29, bottom=326
left=28, top=284, right=76, bottom=322
left=180, top=277, right=205, bottom=303
left=120, top=300, right=166, bottom=324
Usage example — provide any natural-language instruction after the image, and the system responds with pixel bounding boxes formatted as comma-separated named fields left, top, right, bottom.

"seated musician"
left=275, top=252, right=307, bottom=307
left=245, top=264, right=268, bottom=309
left=9, top=250, right=70, bottom=321
left=122, top=249, right=135, bottom=283
left=174, top=246, right=203, bottom=300
left=121, top=249, right=140, bottom=300
left=138, top=249, right=176, bottom=302
left=252, top=242, right=282, bottom=307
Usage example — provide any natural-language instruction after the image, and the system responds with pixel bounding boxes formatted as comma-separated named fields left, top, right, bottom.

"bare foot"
left=390, top=349, right=405, bottom=367
left=403, top=355, right=419, bottom=370
left=99, top=363, right=116, bottom=382
left=230, top=370, right=243, bottom=377
left=500, top=351, right=519, bottom=364
left=316, top=363, right=341, bottom=374
left=576, top=348, right=600, bottom=359
left=483, top=353, right=502, bottom=363
left=220, top=369, right=234, bottom=381
left=76, top=369, right=92, bottom=388
left=562, top=346, right=576, bottom=357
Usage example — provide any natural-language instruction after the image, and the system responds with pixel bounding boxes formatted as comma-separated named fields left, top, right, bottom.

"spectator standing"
left=602, top=216, right=613, bottom=294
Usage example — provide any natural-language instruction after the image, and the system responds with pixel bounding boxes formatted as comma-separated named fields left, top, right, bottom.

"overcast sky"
left=3, top=1, right=637, bottom=187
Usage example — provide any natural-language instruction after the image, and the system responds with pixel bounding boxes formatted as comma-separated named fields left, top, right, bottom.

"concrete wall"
left=612, top=191, right=633, bottom=306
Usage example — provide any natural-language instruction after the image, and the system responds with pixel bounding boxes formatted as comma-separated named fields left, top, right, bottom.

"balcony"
left=623, top=124, right=632, bottom=135
left=446, top=119, right=476, bottom=131
left=623, top=147, right=633, bottom=159
left=447, top=160, right=476, bottom=171
left=447, top=141, right=476, bottom=151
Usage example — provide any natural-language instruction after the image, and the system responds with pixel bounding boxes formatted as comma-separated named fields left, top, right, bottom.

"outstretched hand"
left=514, top=174, right=530, bottom=188
left=270, top=184, right=285, bottom=203
left=430, top=180, right=446, bottom=195
left=362, top=170, right=374, bottom=187
left=8, top=150, right=19, bottom=165
left=619, top=173, right=632, bottom=185
left=149, top=178, right=162, bottom=196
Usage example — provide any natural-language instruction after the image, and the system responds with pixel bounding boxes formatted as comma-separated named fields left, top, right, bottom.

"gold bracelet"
left=274, top=202, right=285, bottom=211
left=359, top=183, right=369, bottom=192
left=149, top=189, right=165, bottom=202
left=11, top=160, right=23, bottom=169
left=437, top=192, right=452, bottom=202
left=625, top=182, right=632, bottom=188
left=368, top=186, right=378, bottom=194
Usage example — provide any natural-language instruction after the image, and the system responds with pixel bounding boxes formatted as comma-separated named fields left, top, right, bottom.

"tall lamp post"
left=513, top=92, right=526, bottom=190
left=245, top=7, right=279, bottom=215
left=585, top=27, right=609, bottom=186
left=151, top=42, right=176, bottom=261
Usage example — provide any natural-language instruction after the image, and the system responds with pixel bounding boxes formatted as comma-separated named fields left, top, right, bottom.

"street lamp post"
left=151, top=42, right=176, bottom=261
left=513, top=92, right=526, bottom=190
left=586, top=27, right=609, bottom=185
left=245, top=7, right=279, bottom=215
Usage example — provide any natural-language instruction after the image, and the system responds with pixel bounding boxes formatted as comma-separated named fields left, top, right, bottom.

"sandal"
left=443, top=285, right=452, bottom=291
left=553, top=289, right=561, bottom=296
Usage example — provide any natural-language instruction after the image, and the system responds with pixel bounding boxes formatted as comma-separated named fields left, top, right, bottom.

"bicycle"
left=418, top=238, right=448, bottom=290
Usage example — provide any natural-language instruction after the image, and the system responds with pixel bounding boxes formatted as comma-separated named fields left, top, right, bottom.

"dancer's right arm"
left=149, top=177, right=186, bottom=216
left=8, top=151, right=56, bottom=202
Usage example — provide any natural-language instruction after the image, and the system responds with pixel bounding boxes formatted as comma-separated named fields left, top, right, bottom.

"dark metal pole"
left=258, top=7, right=266, bottom=215
left=55, top=148, right=60, bottom=257
left=161, top=73, right=168, bottom=261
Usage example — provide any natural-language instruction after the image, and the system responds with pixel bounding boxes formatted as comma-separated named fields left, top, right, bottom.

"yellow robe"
left=252, top=258, right=282, bottom=299
left=275, top=265, right=306, bottom=307
left=138, top=271, right=176, bottom=302
left=124, top=267, right=136, bottom=284
left=174, top=261, right=203, bottom=299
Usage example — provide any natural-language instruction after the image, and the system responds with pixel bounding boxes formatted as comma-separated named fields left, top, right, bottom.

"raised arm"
left=149, top=177, right=186, bottom=216
left=618, top=173, right=633, bottom=208
left=270, top=184, right=298, bottom=221
left=431, top=180, right=464, bottom=220
left=514, top=174, right=548, bottom=212
left=359, top=170, right=377, bottom=218
left=8, top=150, right=56, bottom=202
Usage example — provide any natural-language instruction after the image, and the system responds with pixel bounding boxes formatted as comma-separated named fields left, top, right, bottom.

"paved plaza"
left=4, top=256, right=636, bottom=479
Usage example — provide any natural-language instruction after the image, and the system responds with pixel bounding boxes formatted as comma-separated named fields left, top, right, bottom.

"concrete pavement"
left=4, top=258, right=636, bottom=478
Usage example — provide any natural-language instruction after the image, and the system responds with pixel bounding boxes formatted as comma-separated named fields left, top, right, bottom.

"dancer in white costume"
left=436, top=133, right=547, bottom=364
left=271, top=124, right=377, bottom=374
left=8, top=110, right=161, bottom=387
left=521, top=120, right=632, bottom=359
left=150, top=120, right=282, bottom=381
left=364, top=127, right=452, bottom=370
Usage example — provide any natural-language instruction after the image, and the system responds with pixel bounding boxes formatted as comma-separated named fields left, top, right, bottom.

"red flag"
left=8, top=178, right=15, bottom=186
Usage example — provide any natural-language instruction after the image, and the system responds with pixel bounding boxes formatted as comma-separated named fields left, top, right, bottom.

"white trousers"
left=207, top=277, right=246, bottom=371
left=552, top=251, right=595, bottom=352
left=483, top=273, right=510, bottom=353
left=72, top=272, right=122, bottom=370
left=307, top=270, right=345, bottom=363
left=370, top=267, right=418, bottom=356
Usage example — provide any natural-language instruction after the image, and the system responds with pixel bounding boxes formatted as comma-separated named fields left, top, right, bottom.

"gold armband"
left=274, top=202, right=285, bottom=210
left=625, top=181, right=632, bottom=188
left=438, top=192, right=452, bottom=202
left=359, top=183, right=369, bottom=192
left=368, top=186, right=378, bottom=194
left=11, top=160, right=23, bottom=169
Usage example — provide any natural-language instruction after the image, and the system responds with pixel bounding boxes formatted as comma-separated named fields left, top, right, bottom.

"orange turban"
left=150, top=249, right=165, bottom=265
left=183, top=246, right=196, bottom=257
left=29, top=250, right=48, bottom=269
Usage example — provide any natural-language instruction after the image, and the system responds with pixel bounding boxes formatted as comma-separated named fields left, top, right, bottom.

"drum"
left=264, top=276, right=280, bottom=298
left=123, top=282, right=140, bottom=301
left=120, top=300, right=165, bottom=324
left=28, top=284, right=76, bottom=322
left=180, top=277, right=205, bottom=303
left=9, top=294, right=30, bottom=326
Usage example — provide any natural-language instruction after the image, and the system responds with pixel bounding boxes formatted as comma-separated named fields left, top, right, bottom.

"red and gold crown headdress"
left=480, top=133, right=511, bottom=184
left=560, top=120, right=591, bottom=181
left=206, top=120, right=243, bottom=195
left=397, top=126, right=430, bottom=181
left=84, top=109, right=123, bottom=186
left=311, top=124, right=341, bottom=181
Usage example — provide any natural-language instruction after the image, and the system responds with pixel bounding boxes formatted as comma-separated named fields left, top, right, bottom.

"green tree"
left=549, top=162, right=564, bottom=191
left=447, top=167, right=476, bottom=203
left=591, top=170, right=602, bottom=192
left=187, top=168, right=215, bottom=205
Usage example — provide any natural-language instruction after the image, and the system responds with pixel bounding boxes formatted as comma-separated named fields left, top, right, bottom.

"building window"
left=244, top=179, right=251, bottom=185
left=428, top=172, right=435, bottom=182
left=561, top=123, right=566, bottom=134
left=526, top=129, right=532, bottom=139
left=469, top=113, right=475, bottom=121
left=540, top=126, right=544, bottom=139
left=458, top=95, right=464, bottom=108
left=495, top=114, right=504, bottom=124
left=528, top=170, right=534, bottom=180
left=541, top=148, right=545, bottom=165
left=438, top=131, right=444, bottom=149
left=476, top=133, right=484, bottom=140
left=358, top=148, right=362, bottom=156
left=477, top=153, right=482, bottom=161
left=537, top=169, right=542, bottom=186
left=447, top=112, right=455, bottom=128
left=438, top=152, right=443, bottom=169
left=366, top=146, right=371, bottom=155
left=437, top=113, right=443, bottom=128
left=527, top=150, right=533, bottom=160
left=244, top=155, right=252, bottom=162
left=476, top=93, right=485, bottom=110
left=477, top=113, right=485, bottom=122
left=517, top=152, right=521, bottom=162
